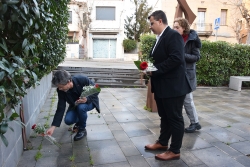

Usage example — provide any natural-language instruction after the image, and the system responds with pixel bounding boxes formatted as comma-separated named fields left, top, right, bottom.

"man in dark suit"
left=145, top=10, right=191, bottom=161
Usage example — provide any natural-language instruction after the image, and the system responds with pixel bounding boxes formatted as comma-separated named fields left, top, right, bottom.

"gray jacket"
left=184, top=29, right=201, bottom=91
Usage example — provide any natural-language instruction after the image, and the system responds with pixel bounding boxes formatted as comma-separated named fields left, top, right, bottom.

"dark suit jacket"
left=150, top=26, right=191, bottom=98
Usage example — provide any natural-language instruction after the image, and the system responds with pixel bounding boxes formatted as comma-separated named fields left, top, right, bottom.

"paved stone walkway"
left=17, top=87, right=250, bottom=167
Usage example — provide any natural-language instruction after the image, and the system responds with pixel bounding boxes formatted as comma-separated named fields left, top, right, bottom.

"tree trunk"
left=246, top=31, right=250, bottom=44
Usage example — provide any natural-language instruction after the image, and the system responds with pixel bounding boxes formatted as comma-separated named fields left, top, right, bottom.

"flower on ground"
left=32, top=124, right=36, bottom=129
left=32, top=123, right=61, bottom=148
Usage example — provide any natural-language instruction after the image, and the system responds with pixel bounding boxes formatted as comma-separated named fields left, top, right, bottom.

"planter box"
left=124, top=53, right=139, bottom=61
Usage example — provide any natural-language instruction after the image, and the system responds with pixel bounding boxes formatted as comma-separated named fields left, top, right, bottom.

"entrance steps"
left=56, top=66, right=146, bottom=88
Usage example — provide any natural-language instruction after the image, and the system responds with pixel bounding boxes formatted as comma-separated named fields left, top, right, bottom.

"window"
left=96, top=7, right=115, bottom=20
left=220, top=9, right=227, bottom=25
left=68, top=11, right=72, bottom=24
left=197, top=8, right=206, bottom=31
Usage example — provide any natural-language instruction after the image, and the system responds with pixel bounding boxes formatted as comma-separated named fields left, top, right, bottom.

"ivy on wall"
left=0, top=0, right=69, bottom=146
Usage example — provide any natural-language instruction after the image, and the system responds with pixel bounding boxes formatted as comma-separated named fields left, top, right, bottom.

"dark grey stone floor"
left=17, top=87, right=250, bottom=167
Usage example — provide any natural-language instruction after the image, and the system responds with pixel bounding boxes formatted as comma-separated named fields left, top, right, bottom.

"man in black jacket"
left=46, top=70, right=100, bottom=141
left=144, top=10, right=191, bottom=161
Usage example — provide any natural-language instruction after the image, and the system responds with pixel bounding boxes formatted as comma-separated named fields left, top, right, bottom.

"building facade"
left=67, top=0, right=89, bottom=58
left=152, top=0, right=245, bottom=43
left=67, top=0, right=126, bottom=59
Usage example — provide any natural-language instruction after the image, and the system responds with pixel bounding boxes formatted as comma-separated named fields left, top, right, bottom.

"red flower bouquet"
left=75, top=84, right=101, bottom=106
left=134, top=60, right=157, bottom=72
left=140, top=62, right=148, bottom=70
left=134, top=58, right=157, bottom=85
left=80, top=84, right=101, bottom=98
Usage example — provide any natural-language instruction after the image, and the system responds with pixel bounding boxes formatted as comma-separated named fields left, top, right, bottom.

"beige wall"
left=153, top=0, right=242, bottom=43
left=68, top=0, right=89, bottom=42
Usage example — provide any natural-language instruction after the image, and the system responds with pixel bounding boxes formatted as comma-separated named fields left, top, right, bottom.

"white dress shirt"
left=151, top=26, right=168, bottom=54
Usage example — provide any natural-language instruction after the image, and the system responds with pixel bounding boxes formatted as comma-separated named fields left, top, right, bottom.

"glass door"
left=197, top=11, right=205, bottom=31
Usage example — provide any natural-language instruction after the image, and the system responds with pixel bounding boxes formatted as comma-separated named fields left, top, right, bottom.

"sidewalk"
left=17, top=87, right=250, bottom=167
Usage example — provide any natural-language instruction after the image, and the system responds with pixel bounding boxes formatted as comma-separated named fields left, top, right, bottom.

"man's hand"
left=76, top=97, right=87, bottom=104
left=46, top=126, right=56, bottom=136
left=143, top=71, right=152, bottom=76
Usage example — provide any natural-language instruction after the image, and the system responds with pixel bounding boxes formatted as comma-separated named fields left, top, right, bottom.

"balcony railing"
left=192, top=23, right=213, bottom=36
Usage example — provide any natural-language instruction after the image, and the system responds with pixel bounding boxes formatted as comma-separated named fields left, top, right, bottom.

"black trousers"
left=155, top=94, right=186, bottom=154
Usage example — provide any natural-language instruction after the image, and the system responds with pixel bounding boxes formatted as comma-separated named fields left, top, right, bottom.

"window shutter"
left=221, top=9, right=227, bottom=25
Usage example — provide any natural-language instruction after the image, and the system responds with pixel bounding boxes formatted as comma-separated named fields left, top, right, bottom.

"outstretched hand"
left=46, top=126, right=56, bottom=136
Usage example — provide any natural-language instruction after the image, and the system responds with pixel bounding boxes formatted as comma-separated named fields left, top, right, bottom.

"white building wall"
left=68, top=5, right=80, bottom=32
left=87, top=0, right=125, bottom=59
left=66, top=44, right=80, bottom=58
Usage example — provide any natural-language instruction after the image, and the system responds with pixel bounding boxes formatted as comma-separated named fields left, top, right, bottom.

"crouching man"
left=46, top=70, right=100, bottom=141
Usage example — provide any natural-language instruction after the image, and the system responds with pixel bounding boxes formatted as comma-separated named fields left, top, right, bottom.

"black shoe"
left=185, top=123, right=201, bottom=133
left=74, top=128, right=87, bottom=141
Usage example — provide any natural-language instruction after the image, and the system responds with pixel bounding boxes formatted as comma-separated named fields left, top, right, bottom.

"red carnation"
left=95, top=84, right=99, bottom=88
left=32, top=124, right=36, bottom=129
left=140, top=61, right=148, bottom=70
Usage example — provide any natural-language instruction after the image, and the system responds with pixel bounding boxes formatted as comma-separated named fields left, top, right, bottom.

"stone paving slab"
left=88, top=139, right=127, bottom=165
left=191, top=147, right=245, bottom=167
left=180, top=150, right=205, bottom=166
left=17, top=87, right=250, bottom=167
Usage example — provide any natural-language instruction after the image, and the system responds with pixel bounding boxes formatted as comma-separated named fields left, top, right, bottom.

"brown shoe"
left=155, top=151, right=180, bottom=161
left=145, top=141, right=168, bottom=150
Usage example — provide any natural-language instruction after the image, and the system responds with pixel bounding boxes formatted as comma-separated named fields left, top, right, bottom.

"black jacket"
left=184, top=29, right=202, bottom=91
left=150, top=26, right=191, bottom=98
left=52, top=75, right=100, bottom=127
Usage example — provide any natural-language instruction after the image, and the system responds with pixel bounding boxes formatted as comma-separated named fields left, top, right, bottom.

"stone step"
left=65, top=72, right=141, bottom=79
left=57, top=66, right=139, bottom=73
left=56, top=66, right=146, bottom=88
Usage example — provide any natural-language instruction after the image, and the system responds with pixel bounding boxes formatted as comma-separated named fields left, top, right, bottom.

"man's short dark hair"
left=52, top=70, right=71, bottom=86
left=148, top=10, right=168, bottom=25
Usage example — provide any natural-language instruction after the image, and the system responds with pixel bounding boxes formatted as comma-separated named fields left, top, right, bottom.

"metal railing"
left=192, top=23, right=213, bottom=36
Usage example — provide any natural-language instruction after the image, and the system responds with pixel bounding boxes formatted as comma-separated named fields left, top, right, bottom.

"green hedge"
left=198, top=41, right=250, bottom=86
left=123, top=39, right=137, bottom=52
left=139, top=34, right=250, bottom=87
left=0, top=0, right=69, bottom=146
left=139, top=34, right=156, bottom=59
